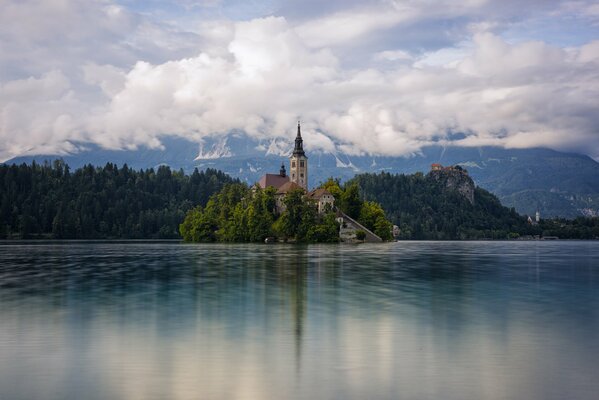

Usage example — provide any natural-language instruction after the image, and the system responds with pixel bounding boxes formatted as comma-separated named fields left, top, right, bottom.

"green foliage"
left=348, top=172, right=532, bottom=240
left=0, top=161, right=236, bottom=239
left=320, top=178, right=344, bottom=202
left=538, top=217, right=599, bottom=239
left=182, top=186, right=341, bottom=243
left=374, top=216, right=393, bottom=241
left=340, top=183, right=362, bottom=219
left=358, top=201, right=385, bottom=231
left=348, top=171, right=599, bottom=240
left=305, top=213, right=340, bottom=243
left=355, top=230, right=366, bottom=241
left=319, top=178, right=395, bottom=240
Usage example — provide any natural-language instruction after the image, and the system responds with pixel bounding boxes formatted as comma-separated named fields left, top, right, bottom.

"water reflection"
left=0, top=241, right=598, bottom=400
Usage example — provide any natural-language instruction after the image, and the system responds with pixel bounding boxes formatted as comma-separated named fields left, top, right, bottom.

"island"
left=180, top=122, right=393, bottom=243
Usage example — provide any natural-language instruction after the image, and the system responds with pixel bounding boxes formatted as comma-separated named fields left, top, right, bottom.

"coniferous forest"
left=0, top=161, right=237, bottom=239
left=1, top=161, right=598, bottom=240
left=349, top=172, right=599, bottom=239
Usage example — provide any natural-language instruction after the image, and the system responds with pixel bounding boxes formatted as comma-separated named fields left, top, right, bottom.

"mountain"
left=5, top=133, right=599, bottom=218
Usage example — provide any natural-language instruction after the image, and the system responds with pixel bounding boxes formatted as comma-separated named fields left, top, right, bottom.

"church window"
left=292, top=161, right=296, bottom=168
left=300, top=173, right=304, bottom=178
left=300, top=160, right=304, bottom=168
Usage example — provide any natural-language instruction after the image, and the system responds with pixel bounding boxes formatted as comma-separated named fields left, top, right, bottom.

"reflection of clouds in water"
left=0, top=242, right=598, bottom=399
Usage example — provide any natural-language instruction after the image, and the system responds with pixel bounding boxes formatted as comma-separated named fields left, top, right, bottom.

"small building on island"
left=306, top=188, right=335, bottom=214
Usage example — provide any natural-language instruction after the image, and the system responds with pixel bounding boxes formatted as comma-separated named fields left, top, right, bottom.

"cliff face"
left=428, top=168, right=475, bottom=205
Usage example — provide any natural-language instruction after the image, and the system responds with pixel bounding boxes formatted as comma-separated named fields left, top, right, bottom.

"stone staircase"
left=336, top=210, right=383, bottom=243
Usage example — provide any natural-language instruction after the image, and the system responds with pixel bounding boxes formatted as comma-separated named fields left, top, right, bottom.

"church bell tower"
left=289, top=121, right=308, bottom=189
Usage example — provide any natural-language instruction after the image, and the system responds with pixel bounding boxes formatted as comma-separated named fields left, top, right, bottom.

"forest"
left=0, top=161, right=236, bottom=239
left=1, top=162, right=597, bottom=240
left=349, top=171, right=599, bottom=240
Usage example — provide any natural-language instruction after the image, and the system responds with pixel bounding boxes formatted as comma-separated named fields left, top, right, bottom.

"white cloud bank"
left=1, top=1, right=599, bottom=161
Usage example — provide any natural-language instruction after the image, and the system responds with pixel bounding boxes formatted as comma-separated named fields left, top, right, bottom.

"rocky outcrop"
left=428, top=168, right=475, bottom=205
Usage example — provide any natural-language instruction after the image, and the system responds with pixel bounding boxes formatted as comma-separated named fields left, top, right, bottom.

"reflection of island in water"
left=1, top=241, right=599, bottom=400
left=274, top=248, right=308, bottom=373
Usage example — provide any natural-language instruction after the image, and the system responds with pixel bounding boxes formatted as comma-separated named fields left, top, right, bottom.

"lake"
left=1, top=241, right=598, bottom=400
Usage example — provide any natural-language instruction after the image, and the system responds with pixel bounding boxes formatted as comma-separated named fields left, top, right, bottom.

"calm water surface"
left=0, top=241, right=598, bottom=400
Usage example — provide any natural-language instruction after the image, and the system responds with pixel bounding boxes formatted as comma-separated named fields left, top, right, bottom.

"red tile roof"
left=307, top=188, right=333, bottom=199
left=258, top=174, right=289, bottom=190
left=276, top=181, right=304, bottom=194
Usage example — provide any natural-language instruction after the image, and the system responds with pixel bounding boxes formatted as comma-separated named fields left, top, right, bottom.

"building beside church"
left=306, top=188, right=335, bottom=213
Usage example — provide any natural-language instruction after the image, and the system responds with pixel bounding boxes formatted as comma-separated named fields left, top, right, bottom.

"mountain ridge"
left=5, top=134, right=599, bottom=218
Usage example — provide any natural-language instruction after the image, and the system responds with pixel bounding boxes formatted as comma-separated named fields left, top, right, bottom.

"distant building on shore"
left=430, top=163, right=468, bottom=174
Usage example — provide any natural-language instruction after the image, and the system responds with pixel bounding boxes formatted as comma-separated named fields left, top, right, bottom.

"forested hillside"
left=0, top=161, right=236, bottom=239
left=349, top=171, right=533, bottom=240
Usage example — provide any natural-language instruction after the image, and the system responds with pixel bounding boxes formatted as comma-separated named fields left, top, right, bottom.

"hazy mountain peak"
left=195, top=137, right=232, bottom=160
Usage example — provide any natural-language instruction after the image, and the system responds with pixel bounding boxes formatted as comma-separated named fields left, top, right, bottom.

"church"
left=257, top=122, right=384, bottom=242
left=257, top=122, right=334, bottom=213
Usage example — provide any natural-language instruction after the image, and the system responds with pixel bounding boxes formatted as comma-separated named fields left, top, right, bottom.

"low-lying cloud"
left=1, top=1, right=599, bottom=161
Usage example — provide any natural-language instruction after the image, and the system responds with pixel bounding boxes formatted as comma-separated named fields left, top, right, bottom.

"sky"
left=1, top=0, right=599, bottom=161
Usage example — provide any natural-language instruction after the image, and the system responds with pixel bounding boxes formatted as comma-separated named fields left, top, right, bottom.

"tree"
left=320, top=178, right=343, bottom=202
left=340, top=183, right=362, bottom=219
left=0, top=161, right=238, bottom=240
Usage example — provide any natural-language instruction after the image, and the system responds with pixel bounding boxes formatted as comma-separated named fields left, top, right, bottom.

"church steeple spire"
left=293, top=121, right=305, bottom=157
left=289, top=121, right=308, bottom=190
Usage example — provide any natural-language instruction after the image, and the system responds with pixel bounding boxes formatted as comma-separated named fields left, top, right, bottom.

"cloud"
left=0, top=0, right=204, bottom=81
left=2, top=1, right=599, bottom=162
left=373, top=50, right=413, bottom=62
left=0, top=71, right=86, bottom=161
left=82, top=21, right=599, bottom=159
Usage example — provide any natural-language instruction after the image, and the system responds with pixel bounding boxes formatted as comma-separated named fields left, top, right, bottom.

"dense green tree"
left=340, top=183, right=362, bottom=219
left=0, top=161, right=236, bottom=239
left=358, top=201, right=386, bottom=232
left=347, top=171, right=599, bottom=240
left=320, top=178, right=344, bottom=203
left=182, top=186, right=342, bottom=243
left=305, top=213, right=340, bottom=243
